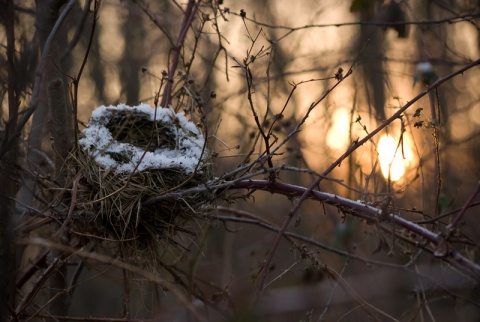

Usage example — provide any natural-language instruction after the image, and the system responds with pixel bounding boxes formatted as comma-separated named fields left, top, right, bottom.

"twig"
left=215, top=211, right=480, bottom=307
left=121, top=268, right=131, bottom=321
left=227, top=179, right=480, bottom=280
left=15, top=251, right=49, bottom=289
left=54, top=173, right=81, bottom=236
left=218, top=58, right=479, bottom=188
left=155, top=178, right=479, bottom=280
left=15, top=237, right=208, bottom=322
left=133, top=0, right=176, bottom=47
left=319, top=59, right=480, bottom=181
left=263, top=259, right=301, bottom=289
left=252, top=41, right=369, bottom=302
left=317, top=261, right=347, bottom=321
left=72, top=0, right=99, bottom=143
left=446, top=181, right=480, bottom=234
left=415, top=201, right=480, bottom=224
left=213, top=212, right=409, bottom=269
left=245, top=58, right=274, bottom=168
left=14, top=255, right=67, bottom=318
left=160, top=0, right=199, bottom=107
left=240, top=13, right=480, bottom=30
left=61, top=0, right=93, bottom=61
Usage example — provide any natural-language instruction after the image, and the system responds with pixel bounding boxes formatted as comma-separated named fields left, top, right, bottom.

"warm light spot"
left=103, top=66, right=122, bottom=102
left=98, top=9, right=125, bottom=63
left=377, top=134, right=413, bottom=181
left=451, top=22, right=480, bottom=60
left=470, top=104, right=480, bottom=126
left=450, top=113, right=473, bottom=141
left=326, top=108, right=350, bottom=150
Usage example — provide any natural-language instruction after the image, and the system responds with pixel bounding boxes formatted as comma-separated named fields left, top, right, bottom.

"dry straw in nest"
left=66, top=104, right=213, bottom=267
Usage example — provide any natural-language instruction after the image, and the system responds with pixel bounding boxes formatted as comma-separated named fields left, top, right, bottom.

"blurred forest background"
left=1, top=0, right=480, bottom=321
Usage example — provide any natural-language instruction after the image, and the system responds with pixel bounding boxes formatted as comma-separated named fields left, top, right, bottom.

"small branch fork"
left=252, top=41, right=367, bottom=301
left=243, top=38, right=275, bottom=169
left=446, top=181, right=480, bottom=234
left=160, top=0, right=200, bottom=108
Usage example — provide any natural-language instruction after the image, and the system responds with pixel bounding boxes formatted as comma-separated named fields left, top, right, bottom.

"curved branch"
left=228, top=179, right=480, bottom=281
left=146, top=178, right=480, bottom=281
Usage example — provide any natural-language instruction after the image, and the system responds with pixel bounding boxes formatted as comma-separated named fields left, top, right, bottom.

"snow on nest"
left=79, top=104, right=206, bottom=174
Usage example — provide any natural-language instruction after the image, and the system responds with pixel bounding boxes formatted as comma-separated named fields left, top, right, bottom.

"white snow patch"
left=416, top=62, right=433, bottom=73
left=79, top=104, right=206, bottom=174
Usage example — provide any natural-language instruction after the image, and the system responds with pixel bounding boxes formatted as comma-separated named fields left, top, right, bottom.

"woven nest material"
left=66, top=104, right=213, bottom=266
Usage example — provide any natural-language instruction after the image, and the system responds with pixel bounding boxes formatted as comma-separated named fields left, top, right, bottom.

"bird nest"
left=65, top=104, right=213, bottom=267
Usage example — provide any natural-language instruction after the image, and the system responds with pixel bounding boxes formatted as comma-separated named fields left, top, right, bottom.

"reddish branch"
left=229, top=179, right=480, bottom=280
left=144, top=176, right=480, bottom=280
left=446, top=181, right=480, bottom=233
left=72, top=0, right=99, bottom=141
left=160, top=0, right=199, bottom=108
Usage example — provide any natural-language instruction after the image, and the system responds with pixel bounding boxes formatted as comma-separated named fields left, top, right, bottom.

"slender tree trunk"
left=15, top=0, right=73, bottom=317
left=1, top=1, right=20, bottom=318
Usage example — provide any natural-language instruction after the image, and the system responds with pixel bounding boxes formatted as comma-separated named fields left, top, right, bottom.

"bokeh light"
left=377, top=134, right=413, bottom=181
left=326, top=107, right=350, bottom=151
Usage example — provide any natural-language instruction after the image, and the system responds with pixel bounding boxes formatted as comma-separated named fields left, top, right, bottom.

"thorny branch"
left=229, top=179, right=480, bottom=279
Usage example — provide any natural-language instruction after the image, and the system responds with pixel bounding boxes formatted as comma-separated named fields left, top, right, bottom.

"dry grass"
left=64, top=108, right=214, bottom=268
